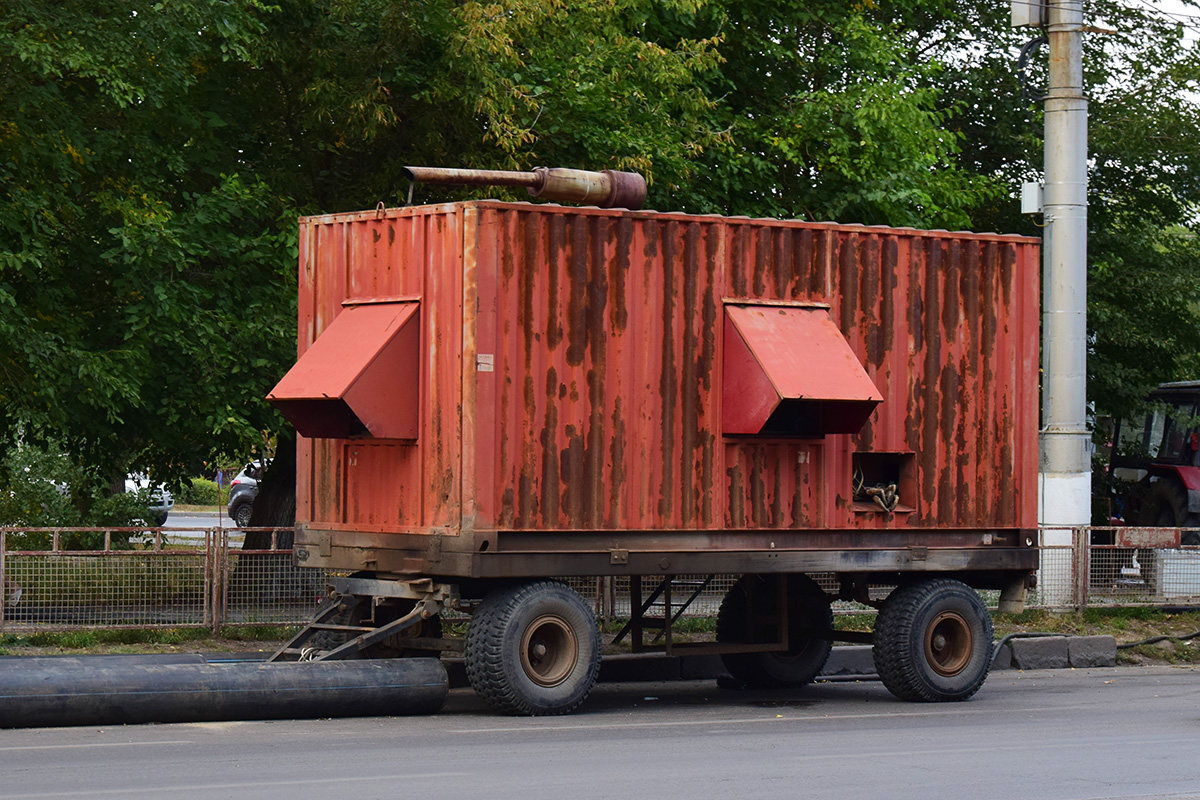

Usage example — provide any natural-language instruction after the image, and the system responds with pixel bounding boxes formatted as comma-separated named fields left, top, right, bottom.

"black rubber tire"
left=230, top=501, right=253, bottom=528
left=465, top=581, right=601, bottom=716
left=873, top=579, right=993, bottom=702
left=716, top=574, right=833, bottom=688
left=1140, top=480, right=1200, bottom=546
left=1139, top=480, right=1188, bottom=527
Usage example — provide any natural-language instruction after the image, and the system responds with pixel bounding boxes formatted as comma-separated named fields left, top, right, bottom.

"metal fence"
left=0, top=527, right=326, bottom=634
left=1036, top=526, right=1200, bottom=611
left=2, top=527, right=1199, bottom=634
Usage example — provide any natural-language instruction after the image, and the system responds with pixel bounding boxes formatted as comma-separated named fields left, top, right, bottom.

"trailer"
left=267, top=171, right=1040, bottom=715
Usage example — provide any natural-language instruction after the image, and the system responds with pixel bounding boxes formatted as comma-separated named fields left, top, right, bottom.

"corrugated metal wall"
left=295, top=207, right=463, bottom=533
left=295, top=202, right=1039, bottom=537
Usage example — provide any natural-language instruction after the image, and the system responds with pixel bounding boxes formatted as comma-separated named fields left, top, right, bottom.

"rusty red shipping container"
left=270, top=201, right=1040, bottom=579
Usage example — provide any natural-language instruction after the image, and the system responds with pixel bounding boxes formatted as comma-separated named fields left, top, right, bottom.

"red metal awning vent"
left=268, top=301, right=420, bottom=440
left=722, top=304, right=882, bottom=436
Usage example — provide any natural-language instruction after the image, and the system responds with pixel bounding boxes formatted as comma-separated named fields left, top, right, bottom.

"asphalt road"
left=1, top=666, right=1197, bottom=800
left=162, top=511, right=221, bottom=531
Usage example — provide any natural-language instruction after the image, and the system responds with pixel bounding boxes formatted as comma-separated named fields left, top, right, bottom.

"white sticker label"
left=477, top=353, right=495, bottom=372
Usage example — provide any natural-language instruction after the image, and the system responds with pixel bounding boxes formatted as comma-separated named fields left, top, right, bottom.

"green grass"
left=992, top=606, right=1200, bottom=636
left=0, top=625, right=298, bottom=656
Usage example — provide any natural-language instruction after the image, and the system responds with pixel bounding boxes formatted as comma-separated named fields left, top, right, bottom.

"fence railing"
left=2, top=526, right=1198, bottom=633
left=1036, top=526, right=1200, bottom=611
left=0, top=527, right=326, bottom=634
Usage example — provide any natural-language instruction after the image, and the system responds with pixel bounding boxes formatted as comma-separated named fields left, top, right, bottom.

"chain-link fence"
left=0, top=528, right=326, bottom=633
left=3, top=526, right=1199, bottom=633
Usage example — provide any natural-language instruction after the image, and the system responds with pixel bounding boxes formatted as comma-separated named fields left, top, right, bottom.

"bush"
left=177, top=477, right=224, bottom=506
left=0, top=446, right=79, bottom=527
left=0, top=441, right=150, bottom=549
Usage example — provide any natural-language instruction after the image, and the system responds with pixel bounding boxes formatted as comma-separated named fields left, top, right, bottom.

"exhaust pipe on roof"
left=402, top=166, right=647, bottom=210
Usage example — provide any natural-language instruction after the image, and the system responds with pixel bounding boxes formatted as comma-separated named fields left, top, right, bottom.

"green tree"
left=0, top=440, right=151, bottom=546
left=671, top=0, right=1000, bottom=226
left=910, top=0, right=1200, bottom=418
left=0, top=1, right=296, bottom=495
left=7, top=0, right=1197, bottom=515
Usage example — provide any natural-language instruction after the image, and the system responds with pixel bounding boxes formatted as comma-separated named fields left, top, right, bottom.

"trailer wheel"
left=465, top=581, right=601, bottom=716
left=873, top=579, right=993, bottom=702
left=716, top=574, right=833, bottom=688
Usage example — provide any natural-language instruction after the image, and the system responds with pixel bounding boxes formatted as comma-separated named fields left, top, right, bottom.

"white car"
left=125, top=474, right=174, bottom=526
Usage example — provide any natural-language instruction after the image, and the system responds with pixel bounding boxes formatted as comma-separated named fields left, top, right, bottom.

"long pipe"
left=0, top=657, right=447, bottom=728
left=403, top=165, right=648, bottom=210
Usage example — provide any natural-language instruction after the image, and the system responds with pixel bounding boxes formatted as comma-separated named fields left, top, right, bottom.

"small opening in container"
left=852, top=452, right=915, bottom=513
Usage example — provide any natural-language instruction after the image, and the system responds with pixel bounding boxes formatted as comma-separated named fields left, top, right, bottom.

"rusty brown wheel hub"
left=520, top=614, right=579, bottom=687
left=924, top=610, right=973, bottom=677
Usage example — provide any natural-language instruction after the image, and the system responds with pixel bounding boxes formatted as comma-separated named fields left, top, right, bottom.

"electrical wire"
left=1115, top=630, right=1200, bottom=649
left=1018, top=35, right=1049, bottom=105
left=1126, top=0, right=1200, bottom=28
left=1005, top=0, right=1200, bottom=37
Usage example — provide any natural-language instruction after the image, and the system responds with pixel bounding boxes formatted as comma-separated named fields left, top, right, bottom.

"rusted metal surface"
left=294, top=207, right=463, bottom=533
left=403, top=166, right=543, bottom=190
left=287, top=201, right=1040, bottom=577
left=292, top=523, right=1039, bottom=579
left=403, top=166, right=647, bottom=209
left=1115, top=527, right=1181, bottom=549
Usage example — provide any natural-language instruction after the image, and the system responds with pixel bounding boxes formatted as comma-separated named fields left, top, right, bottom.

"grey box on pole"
left=1012, top=0, right=1047, bottom=27
left=1021, top=182, right=1044, bottom=215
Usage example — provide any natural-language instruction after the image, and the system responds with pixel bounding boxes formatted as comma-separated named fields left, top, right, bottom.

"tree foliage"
left=0, top=1, right=294, bottom=496
left=0, top=439, right=152, bottom=546
left=2, top=0, right=1200, bottom=513
left=906, top=0, right=1200, bottom=417
left=671, top=0, right=1000, bottom=226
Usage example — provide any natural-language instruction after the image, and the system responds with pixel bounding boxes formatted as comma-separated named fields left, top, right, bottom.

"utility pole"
left=1015, top=0, right=1090, bottom=601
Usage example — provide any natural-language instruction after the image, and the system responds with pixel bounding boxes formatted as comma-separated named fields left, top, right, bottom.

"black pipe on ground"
left=0, top=657, right=447, bottom=728
left=0, top=653, right=211, bottom=667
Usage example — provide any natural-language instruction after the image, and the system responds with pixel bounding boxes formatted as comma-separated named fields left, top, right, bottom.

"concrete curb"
left=1004, top=635, right=1118, bottom=670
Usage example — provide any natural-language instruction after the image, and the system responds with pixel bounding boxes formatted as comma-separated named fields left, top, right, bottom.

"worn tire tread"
left=873, top=578, right=992, bottom=703
left=465, top=581, right=600, bottom=716
left=716, top=574, right=833, bottom=689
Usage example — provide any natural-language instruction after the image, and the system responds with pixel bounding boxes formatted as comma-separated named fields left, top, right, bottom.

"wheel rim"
left=924, top=611, right=973, bottom=677
left=520, top=614, right=578, bottom=687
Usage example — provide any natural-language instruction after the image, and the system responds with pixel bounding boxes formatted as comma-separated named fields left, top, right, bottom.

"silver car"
left=125, top=474, right=174, bottom=526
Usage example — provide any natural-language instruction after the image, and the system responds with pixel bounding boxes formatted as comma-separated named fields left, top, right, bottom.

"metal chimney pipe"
left=402, top=166, right=648, bottom=210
